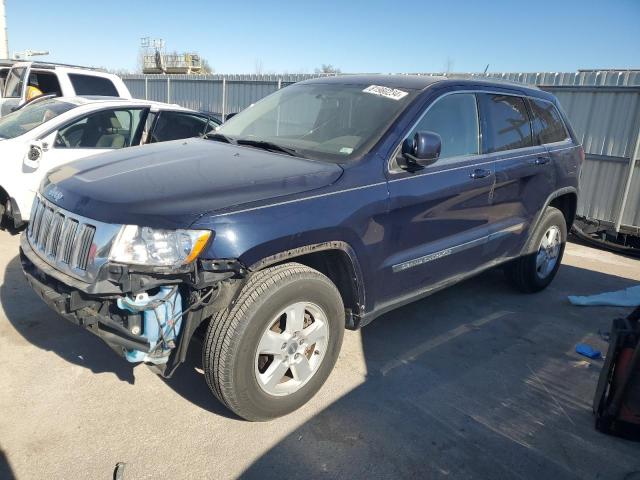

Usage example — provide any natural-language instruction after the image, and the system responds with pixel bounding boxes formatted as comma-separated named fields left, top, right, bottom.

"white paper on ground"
left=568, top=285, right=640, bottom=306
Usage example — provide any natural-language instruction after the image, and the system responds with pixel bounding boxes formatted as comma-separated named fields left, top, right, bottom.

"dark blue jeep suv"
left=20, top=75, right=583, bottom=420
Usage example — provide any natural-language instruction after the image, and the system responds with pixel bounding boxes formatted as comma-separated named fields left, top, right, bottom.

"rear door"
left=528, top=97, right=575, bottom=175
left=382, top=91, right=496, bottom=307
left=479, top=92, right=555, bottom=258
left=1, top=62, right=31, bottom=116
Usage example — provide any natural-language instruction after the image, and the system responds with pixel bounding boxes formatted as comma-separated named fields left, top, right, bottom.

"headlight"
left=109, top=226, right=212, bottom=267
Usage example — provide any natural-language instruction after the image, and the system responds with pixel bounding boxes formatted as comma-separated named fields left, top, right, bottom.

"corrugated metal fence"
left=122, top=70, right=640, bottom=234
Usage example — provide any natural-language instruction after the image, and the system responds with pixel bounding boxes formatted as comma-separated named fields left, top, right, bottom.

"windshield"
left=217, top=83, right=418, bottom=162
left=0, top=99, right=76, bottom=140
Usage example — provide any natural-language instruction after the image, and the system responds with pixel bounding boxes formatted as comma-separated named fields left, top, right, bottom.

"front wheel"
left=506, top=206, right=567, bottom=293
left=203, top=262, right=345, bottom=421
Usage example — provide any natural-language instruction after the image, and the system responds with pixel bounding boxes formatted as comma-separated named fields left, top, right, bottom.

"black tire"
left=506, top=206, right=567, bottom=293
left=0, top=201, right=6, bottom=231
left=203, top=262, right=345, bottom=421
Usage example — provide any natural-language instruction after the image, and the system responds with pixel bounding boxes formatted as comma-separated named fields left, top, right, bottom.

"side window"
left=480, top=94, right=533, bottom=153
left=529, top=98, right=569, bottom=144
left=68, top=74, right=119, bottom=96
left=28, top=71, right=62, bottom=97
left=150, top=111, right=209, bottom=143
left=55, top=108, right=145, bottom=149
left=409, top=93, right=480, bottom=160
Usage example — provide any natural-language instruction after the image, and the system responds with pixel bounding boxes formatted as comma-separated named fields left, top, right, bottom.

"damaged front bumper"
left=20, top=233, right=246, bottom=377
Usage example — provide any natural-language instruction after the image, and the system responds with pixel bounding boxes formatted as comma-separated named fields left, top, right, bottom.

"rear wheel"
left=203, top=262, right=345, bottom=421
left=506, top=206, right=567, bottom=293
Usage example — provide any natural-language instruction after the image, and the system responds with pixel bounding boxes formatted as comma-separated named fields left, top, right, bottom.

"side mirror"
left=24, top=144, right=42, bottom=169
left=23, top=138, right=51, bottom=169
left=398, top=131, right=441, bottom=170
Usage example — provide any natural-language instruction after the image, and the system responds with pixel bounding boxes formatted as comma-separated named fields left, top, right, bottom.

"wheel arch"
left=529, top=187, right=578, bottom=238
left=248, top=241, right=365, bottom=330
left=549, top=191, right=578, bottom=230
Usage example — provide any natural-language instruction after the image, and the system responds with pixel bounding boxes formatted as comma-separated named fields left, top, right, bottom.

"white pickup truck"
left=0, top=60, right=131, bottom=116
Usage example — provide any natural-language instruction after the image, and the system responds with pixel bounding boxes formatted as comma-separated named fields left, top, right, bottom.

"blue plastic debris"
left=117, top=286, right=183, bottom=364
left=575, top=343, right=602, bottom=359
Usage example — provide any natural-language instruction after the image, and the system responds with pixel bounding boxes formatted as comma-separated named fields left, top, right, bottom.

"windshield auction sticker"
left=363, top=85, right=409, bottom=100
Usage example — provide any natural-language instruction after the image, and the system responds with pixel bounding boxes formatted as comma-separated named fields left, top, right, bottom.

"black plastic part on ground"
left=594, top=306, right=640, bottom=440
left=572, top=221, right=640, bottom=259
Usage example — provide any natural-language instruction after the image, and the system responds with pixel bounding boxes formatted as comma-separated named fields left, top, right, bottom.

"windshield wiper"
left=236, top=139, right=305, bottom=158
left=203, top=132, right=235, bottom=144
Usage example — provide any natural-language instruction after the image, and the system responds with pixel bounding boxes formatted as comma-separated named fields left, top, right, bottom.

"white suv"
left=0, top=61, right=131, bottom=116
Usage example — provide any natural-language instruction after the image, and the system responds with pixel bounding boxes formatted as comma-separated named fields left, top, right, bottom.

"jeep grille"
left=28, top=196, right=96, bottom=272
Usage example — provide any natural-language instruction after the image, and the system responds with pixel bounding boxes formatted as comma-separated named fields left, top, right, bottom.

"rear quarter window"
left=69, top=74, right=119, bottom=96
left=529, top=98, right=569, bottom=144
left=480, top=93, right=533, bottom=153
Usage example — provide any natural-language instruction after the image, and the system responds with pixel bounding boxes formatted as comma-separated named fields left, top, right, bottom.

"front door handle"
left=470, top=168, right=492, bottom=179
left=534, top=156, right=551, bottom=165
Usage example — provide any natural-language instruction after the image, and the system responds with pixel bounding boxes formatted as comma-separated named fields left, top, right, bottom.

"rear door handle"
left=533, top=156, right=551, bottom=165
left=470, top=168, right=492, bottom=179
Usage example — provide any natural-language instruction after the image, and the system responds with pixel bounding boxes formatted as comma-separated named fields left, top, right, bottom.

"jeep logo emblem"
left=46, top=186, right=64, bottom=203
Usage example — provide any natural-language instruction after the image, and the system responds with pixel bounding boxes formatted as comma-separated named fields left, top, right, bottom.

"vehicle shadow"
left=0, top=447, right=15, bottom=480
left=161, top=338, right=240, bottom=419
left=0, top=254, right=236, bottom=418
left=1, top=255, right=136, bottom=383
left=238, top=262, right=640, bottom=479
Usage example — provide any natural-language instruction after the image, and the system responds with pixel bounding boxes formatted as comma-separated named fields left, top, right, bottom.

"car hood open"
left=41, top=138, right=343, bottom=229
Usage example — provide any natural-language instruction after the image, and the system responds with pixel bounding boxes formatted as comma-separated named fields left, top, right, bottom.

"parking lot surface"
left=1, top=230, right=639, bottom=479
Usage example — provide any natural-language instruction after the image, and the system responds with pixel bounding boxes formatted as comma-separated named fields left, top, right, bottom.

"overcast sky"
left=6, top=0, right=640, bottom=73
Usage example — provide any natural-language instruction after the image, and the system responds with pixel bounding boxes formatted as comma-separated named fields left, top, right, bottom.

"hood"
left=42, top=138, right=343, bottom=228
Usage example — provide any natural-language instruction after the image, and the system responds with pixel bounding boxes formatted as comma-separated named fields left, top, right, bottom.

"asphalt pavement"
left=1, top=230, right=639, bottom=479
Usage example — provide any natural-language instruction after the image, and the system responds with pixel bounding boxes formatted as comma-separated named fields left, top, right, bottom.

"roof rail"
left=442, top=73, right=541, bottom=90
left=6, top=60, right=106, bottom=72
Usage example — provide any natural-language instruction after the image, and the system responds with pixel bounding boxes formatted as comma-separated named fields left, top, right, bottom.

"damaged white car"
left=0, top=96, right=220, bottom=231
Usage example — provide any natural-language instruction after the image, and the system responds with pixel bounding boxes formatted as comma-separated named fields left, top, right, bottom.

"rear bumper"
left=20, top=235, right=151, bottom=354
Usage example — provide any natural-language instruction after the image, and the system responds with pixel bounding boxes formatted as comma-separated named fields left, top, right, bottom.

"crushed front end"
left=20, top=195, right=246, bottom=377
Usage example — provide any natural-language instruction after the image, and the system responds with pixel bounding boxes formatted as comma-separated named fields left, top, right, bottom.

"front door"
left=0, top=62, right=31, bottom=116
left=379, top=92, right=496, bottom=309
left=24, top=107, right=147, bottom=198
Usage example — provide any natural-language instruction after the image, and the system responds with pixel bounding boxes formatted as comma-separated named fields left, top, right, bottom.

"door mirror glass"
left=399, top=131, right=441, bottom=169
